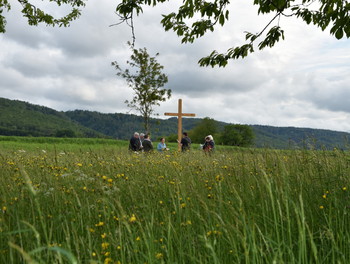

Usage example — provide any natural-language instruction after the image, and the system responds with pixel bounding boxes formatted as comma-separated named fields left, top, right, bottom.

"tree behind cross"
left=112, top=42, right=171, bottom=134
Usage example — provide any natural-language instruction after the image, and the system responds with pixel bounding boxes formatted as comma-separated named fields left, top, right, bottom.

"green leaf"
left=335, top=27, right=343, bottom=39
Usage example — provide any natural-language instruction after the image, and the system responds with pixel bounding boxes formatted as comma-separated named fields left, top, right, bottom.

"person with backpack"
left=180, top=132, right=192, bottom=152
left=142, top=134, right=154, bottom=152
left=202, top=135, right=215, bottom=153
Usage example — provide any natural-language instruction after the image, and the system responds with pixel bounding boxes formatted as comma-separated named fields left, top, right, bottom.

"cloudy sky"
left=1, top=1, right=350, bottom=132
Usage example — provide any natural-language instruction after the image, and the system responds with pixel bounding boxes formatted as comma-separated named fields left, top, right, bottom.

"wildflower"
left=101, top=242, right=110, bottom=250
left=76, top=163, right=83, bottom=167
left=104, top=258, right=113, bottom=264
left=83, top=186, right=87, bottom=191
left=117, top=245, right=121, bottom=250
left=322, top=194, right=327, bottom=199
left=215, top=174, right=224, bottom=182
left=129, top=214, right=137, bottom=223
left=136, top=236, right=141, bottom=241
left=180, top=203, right=186, bottom=208
left=343, top=187, right=347, bottom=191
left=155, top=253, right=163, bottom=259
left=319, top=205, right=324, bottom=209
left=107, top=179, right=113, bottom=183
left=95, top=221, right=104, bottom=227
left=2, top=206, right=7, bottom=213
left=101, top=233, right=107, bottom=239
left=92, top=252, right=97, bottom=257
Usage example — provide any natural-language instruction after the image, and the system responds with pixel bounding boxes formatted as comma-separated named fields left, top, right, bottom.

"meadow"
left=1, top=137, right=350, bottom=263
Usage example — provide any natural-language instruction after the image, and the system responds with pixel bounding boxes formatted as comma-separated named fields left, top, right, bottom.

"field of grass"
left=1, top=137, right=350, bottom=263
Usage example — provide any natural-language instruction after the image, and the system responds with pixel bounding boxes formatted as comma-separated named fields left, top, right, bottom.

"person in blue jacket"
left=157, top=137, right=169, bottom=152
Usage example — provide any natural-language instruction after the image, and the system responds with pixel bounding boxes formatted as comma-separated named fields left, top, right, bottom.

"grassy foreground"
left=1, top=137, right=350, bottom=263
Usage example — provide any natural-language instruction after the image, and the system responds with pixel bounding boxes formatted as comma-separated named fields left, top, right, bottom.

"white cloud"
left=1, top=0, right=350, bottom=133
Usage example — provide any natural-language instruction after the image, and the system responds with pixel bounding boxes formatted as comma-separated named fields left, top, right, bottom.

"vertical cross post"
left=164, top=99, right=196, bottom=151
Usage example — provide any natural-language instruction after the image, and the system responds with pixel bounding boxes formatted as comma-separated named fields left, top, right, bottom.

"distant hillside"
left=0, top=98, right=104, bottom=137
left=251, top=125, right=350, bottom=149
left=65, top=110, right=201, bottom=140
left=1, top=97, right=350, bottom=149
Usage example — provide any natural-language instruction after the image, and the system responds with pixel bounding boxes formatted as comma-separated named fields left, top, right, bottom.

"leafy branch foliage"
left=0, top=0, right=85, bottom=33
left=116, top=0, right=350, bottom=67
left=112, top=42, right=171, bottom=134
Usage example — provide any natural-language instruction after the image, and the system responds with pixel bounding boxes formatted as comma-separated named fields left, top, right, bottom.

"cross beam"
left=164, top=99, right=196, bottom=151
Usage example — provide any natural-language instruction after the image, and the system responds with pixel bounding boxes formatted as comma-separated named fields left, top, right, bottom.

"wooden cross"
left=164, top=99, right=196, bottom=151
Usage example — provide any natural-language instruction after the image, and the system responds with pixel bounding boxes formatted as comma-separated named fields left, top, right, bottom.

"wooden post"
left=164, top=99, right=196, bottom=151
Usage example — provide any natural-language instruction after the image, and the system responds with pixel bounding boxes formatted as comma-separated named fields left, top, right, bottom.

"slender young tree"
left=112, top=42, right=171, bottom=134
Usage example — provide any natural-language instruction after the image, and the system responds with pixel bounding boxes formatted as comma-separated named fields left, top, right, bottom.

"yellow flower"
left=322, top=194, right=327, bottom=199
left=104, top=258, right=113, bottom=264
left=319, top=205, right=324, bottom=209
left=92, top=252, right=97, bottom=257
left=101, top=233, right=107, bottom=239
left=155, top=253, right=163, bottom=259
left=76, top=163, right=83, bottom=167
left=343, top=187, right=347, bottom=191
left=95, top=221, right=104, bottom=227
left=136, top=236, right=141, bottom=241
left=2, top=206, right=7, bottom=212
left=129, top=214, right=137, bottom=223
left=180, top=203, right=186, bottom=208
left=101, top=242, right=110, bottom=250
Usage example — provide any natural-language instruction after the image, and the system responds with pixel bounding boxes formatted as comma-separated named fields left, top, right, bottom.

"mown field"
left=1, top=137, right=350, bottom=263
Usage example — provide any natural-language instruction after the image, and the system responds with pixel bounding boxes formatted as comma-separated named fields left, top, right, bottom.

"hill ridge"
left=1, top=97, right=349, bottom=149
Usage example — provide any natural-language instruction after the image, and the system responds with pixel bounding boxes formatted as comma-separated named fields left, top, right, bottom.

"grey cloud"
left=1, top=0, right=350, bottom=133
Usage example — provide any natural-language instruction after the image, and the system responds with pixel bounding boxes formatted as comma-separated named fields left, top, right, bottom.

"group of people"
left=129, top=132, right=215, bottom=153
left=129, top=132, right=170, bottom=153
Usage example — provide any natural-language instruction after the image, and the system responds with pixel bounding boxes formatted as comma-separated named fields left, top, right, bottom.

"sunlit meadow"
left=1, top=137, right=350, bottom=263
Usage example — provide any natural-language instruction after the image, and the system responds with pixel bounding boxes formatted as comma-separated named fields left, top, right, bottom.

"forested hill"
left=1, top=97, right=350, bottom=149
left=0, top=98, right=103, bottom=138
left=251, top=125, right=350, bottom=149
left=64, top=110, right=202, bottom=140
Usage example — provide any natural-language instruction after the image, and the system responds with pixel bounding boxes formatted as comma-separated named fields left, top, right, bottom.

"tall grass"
left=1, top=139, right=350, bottom=263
